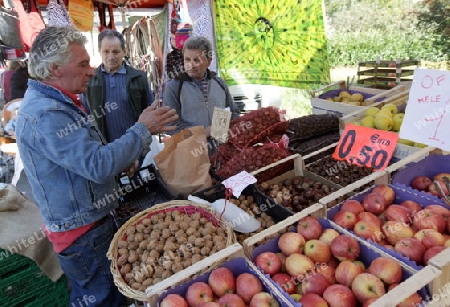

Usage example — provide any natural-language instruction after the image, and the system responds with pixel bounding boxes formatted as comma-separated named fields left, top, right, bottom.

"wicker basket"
left=107, top=200, right=237, bottom=301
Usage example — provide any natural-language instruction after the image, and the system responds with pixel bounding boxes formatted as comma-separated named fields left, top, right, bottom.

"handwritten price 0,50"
left=337, top=130, right=389, bottom=169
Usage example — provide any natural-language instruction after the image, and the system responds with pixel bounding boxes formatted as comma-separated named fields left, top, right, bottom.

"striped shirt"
left=102, top=64, right=137, bottom=142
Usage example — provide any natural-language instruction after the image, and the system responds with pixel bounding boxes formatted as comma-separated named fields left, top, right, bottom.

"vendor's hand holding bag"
left=154, top=126, right=213, bottom=198
left=0, top=6, right=23, bottom=49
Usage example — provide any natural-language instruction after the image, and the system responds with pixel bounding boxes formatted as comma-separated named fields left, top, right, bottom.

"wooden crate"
left=383, top=146, right=442, bottom=183
left=338, top=89, right=433, bottom=161
left=251, top=153, right=348, bottom=213
left=310, top=81, right=403, bottom=117
left=243, top=203, right=442, bottom=306
left=426, top=249, right=450, bottom=307
left=145, top=243, right=245, bottom=306
left=243, top=203, right=326, bottom=257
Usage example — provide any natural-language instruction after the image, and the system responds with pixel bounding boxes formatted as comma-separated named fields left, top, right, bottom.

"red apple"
left=410, top=175, right=433, bottom=191
left=276, top=253, right=287, bottom=273
left=367, top=257, right=402, bottom=284
left=302, top=273, right=330, bottom=296
left=358, top=211, right=382, bottom=227
left=394, top=238, right=426, bottom=264
left=351, top=273, right=386, bottom=303
left=285, top=253, right=315, bottom=278
left=396, top=292, right=423, bottom=307
left=272, top=273, right=295, bottom=295
left=362, top=298, right=378, bottom=307
left=249, top=292, right=280, bottom=307
left=340, top=200, right=365, bottom=215
left=414, top=229, right=446, bottom=249
left=186, top=282, right=214, bottom=307
left=334, top=260, right=364, bottom=287
left=413, top=209, right=446, bottom=232
left=327, top=256, right=340, bottom=269
left=319, top=228, right=340, bottom=245
left=382, top=221, right=414, bottom=245
left=372, top=184, right=396, bottom=206
left=299, top=293, right=329, bottom=306
left=218, top=294, right=245, bottom=307
left=333, top=211, right=358, bottom=230
left=353, top=260, right=365, bottom=270
left=423, top=245, right=446, bottom=265
left=236, top=273, right=263, bottom=303
left=255, top=252, right=282, bottom=276
left=297, top=216, right=323, bottom=240
left=425, top=204, right=450, bottom=220
left=363, top=192, right=387, bottom=215
left=198, top=303, right=219, bottom=307
left=208, top=267, right=235, bottom=297
left=323, top=284, right=357, bottom=307
left=353, top=220, right=382, bottom=242
left=385, top=204, right=413, bottom=224
left=399, top=200, right=422, bottom=215
left=304, top=239, right=331, bottom=263
left=318, top=265, right=336, bottom=285
left=160, top=294, right=188, bottom=307
left=330, top=235, right=360, bottom=261
left=278, top=232, right=305, bottom=256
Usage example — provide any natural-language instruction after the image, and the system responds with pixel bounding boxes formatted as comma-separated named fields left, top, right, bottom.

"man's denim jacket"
left=16, top=80, right=152, bottom=232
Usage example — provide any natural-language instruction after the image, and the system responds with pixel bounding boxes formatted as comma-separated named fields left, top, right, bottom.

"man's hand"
left=123, top=160, right=139, bottom=178
left=138, top=102, right=179, bottom=135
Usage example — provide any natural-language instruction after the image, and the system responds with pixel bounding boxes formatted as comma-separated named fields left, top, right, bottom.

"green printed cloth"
left=214, top=0, right=330, bottom=88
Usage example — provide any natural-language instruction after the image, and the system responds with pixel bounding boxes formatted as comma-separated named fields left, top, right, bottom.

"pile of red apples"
left=253, top=216, right=422, bottom=306
left=410, top=173, right=450, bottom=200
left=332, top=184, right=450, bottom=266
left=159, top=267, right=281, bottom=307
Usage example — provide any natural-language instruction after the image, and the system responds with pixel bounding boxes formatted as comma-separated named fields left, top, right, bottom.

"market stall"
left=1, top=0, right=450, bottom=306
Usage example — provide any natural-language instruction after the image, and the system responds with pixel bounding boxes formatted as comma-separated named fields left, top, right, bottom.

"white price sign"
left=210, top=107, right=232, bottom=143
left=399, top=69, right=450, bottom=151
left=222, top=171, right=257, bottom=198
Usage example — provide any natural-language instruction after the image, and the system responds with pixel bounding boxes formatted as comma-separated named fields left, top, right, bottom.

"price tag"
left=211, top=107, right=232, bottom=143
left=332, top=123, right=399, bottom=170
left=399, top=69, right=450, bottom=151
left=222, top=171, right=257, bottom=198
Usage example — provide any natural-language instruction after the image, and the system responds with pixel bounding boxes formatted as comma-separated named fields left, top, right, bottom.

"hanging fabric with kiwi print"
left=213, top=0, right=330, bottom=88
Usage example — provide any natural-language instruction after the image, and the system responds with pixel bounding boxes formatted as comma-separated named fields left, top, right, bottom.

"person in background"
left=2, top=60, right=21, bottom=103
left=83, top=29, right=154, bottom=143
left=15, top=26, right=178, bottom=307
left=163, top=35, right=239, bottom=154
left=82, top=29, right=155, bottom=175
left=9, top=60, right=29, bottom=101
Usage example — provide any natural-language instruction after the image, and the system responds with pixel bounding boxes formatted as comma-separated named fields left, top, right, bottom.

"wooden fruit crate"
left=338, top=89, right=432, bottom=161
left=251, top=153, right=346, bottom=213
left=310, top=81, right=404, bottom=117
left=145, top=243, right=245, bottom=306
left=427, top=249, right=450, bottom=306
left=243, top=203, right=442, bottom=306
left=147, top=243, right=294, bottom=307
left=383, top=146, right=442, bottom=183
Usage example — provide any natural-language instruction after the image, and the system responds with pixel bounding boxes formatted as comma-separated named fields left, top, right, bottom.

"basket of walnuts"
left=107, top=200, right=237, bottom=301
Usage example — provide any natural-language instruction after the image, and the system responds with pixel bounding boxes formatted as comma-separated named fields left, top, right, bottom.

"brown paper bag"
left=154, top=126, right=212, bottom=198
